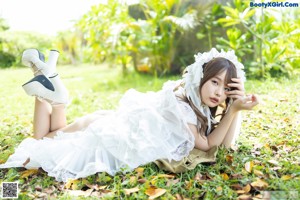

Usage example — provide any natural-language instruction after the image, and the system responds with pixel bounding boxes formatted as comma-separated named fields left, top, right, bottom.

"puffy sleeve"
left=178, top=101, right=197, bottom=125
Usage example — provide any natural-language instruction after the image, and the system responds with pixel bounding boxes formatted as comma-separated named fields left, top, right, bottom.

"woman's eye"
left=225, top=88, right=231, bottom=92
left=212, top=80, right=218, bottom=85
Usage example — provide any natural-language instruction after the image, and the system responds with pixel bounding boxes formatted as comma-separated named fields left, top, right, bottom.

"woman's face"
left=200, top=70, right=230, bottom=108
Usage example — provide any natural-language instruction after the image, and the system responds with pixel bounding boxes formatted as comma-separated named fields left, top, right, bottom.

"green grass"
left=0, top=65, right=299, bottom=199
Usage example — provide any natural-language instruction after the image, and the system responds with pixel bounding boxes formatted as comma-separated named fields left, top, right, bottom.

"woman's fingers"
left=227, top=83, right=244, bottom=90
left=226, top=78, right=245, bottom=98
left=232, top=94, right=259, bottom=111
left=228, top=78, right=244, bottom=90
left=251, top=94, right=260, bottom=105
left=228, top=95, right=243, bottom=99
left=242, top=95, right=259, bottom=110
left=226, top=89, right=244, bottom=96
left=226, top=90, right=245, bottom=100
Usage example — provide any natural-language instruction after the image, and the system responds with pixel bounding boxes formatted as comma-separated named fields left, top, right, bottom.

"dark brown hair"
left=178, top=57, right=237, bottom=135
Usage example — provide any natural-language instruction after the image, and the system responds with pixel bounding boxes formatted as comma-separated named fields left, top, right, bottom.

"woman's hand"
left=225, top=77, right=259, bottom=112
left=230, top=94, right=259, bottom=113
left=225, top=78, right=245, bottom=99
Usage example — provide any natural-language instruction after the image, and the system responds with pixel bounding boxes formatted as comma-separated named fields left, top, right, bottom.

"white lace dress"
left=0, top=81, right=198, bottom=182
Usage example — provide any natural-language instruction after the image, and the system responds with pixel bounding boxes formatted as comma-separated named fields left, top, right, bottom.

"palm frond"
left=163, top=10, right=199, bottom=31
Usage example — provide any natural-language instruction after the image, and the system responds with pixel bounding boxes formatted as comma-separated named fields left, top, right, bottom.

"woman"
left=0, top=48, right=258, bottom=182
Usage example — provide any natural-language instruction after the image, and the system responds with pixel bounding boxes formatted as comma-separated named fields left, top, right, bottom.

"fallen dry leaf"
left=135, top=167, right=144, bottom=177
left=236, top=190, right=246, bottom=194
left=281, top=175, right=292, bottom=180
left=238, top=194, right=252, bottom=200
left=253, top=160, right=262, bottom=165
left=67, top=189, right=93, bottom=197
left=185, top=180, right=193, bottom=190
left=268, top=159, right=279, bottom=166
left=65, top=179, right=80, bottom=190
left=138, top=178, right=147, bottom=184
left=166, top=178, right=180, bottom=187
left=194, top=172, right=203, bottom=181
left=243, top=184, right=251, bottom=193
left=157, top=174, right=175, bottom=179
left=220, top=173, right=229, bottom=181
left=271, top=166, right=282, bottom=171
left=253, top=169, right=264, bottom=177
left=35, top=185, right=42, bottom=192
left=235, top=184, right=251, bottom=195
left=245, top=161, right=254, bottom=173
left=231, top=184, right=243, bottom=190
left=124, top=187, right=139, bottom=195
left=251, top=178, right=268, bottom=190
left=20, top=169, right=39, bottom=178
left=225, top=155, right=233, bottom=163
left=231, top=174, right=243, bottom=179
left=145, top=186, right=166, bottom=199
left=254, top=194, right=263, bottom=198
left=85, top=183, right=107, bottom=191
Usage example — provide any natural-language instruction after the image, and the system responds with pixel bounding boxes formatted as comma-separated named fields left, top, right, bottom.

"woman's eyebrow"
left=214, top=76, right=223, bottom=82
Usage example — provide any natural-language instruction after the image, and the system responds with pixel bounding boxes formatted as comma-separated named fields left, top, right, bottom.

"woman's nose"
left=215, top=87, right=223, bottom=96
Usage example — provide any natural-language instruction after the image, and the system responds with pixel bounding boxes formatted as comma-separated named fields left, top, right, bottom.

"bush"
left=0, top=51, right=16, bottom=68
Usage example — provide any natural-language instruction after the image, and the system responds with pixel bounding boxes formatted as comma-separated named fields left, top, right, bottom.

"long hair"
left=176, top=57, right=237, bottom=135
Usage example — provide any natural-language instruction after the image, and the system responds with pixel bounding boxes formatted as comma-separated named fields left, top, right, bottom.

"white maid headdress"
left=182, top=48, right=246, bottom=134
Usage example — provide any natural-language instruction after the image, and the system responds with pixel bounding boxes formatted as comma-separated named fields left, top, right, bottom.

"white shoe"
left=46, top=50, right=59, bottom=75
left=22, top=74, right=69, bottom=105
left=22, top=49, right=59, bottom=77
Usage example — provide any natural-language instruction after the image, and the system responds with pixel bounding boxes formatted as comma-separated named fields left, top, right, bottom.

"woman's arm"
left=190, top=108, right=237, bottom=151
left=221, top=77, right=245, bottom=147
left=190, top=95, right=258, bottom=151
left=222, top=111, right=242, bottom=148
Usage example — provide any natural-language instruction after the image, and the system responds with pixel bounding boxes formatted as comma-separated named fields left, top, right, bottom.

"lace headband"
left=182, top=48, right=246, bottom=134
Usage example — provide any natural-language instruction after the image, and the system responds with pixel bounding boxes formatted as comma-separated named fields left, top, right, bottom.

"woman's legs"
left=44, top=113, right=101, bottom=138
left=33, top=99, right=67, bottom=139
left=50, top=104, right=67, bottom=132
left=23, top=49, right=104, bottom=140
left=33, top=98, right=51, bottom=139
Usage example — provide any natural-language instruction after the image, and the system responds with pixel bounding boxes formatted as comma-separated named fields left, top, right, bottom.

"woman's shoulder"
left=177, top=99, right=197, bottom=125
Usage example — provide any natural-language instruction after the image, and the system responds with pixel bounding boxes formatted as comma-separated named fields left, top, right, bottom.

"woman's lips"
left=210, top=98, right=219, bottom=104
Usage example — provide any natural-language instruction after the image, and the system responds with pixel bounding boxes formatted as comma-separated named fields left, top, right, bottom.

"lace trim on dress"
left=50, top=169, right=76, bottom=182
left=171, top=141, right=189, bottom=160
left=177, top=101, right=197, bottom=125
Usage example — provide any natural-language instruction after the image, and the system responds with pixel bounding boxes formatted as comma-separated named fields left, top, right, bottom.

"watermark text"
left=250, top=1, right=299, bottom=8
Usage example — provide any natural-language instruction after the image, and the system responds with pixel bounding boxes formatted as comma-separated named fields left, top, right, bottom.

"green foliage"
left=0, top=51, right=16, bottom=68
left=195, top=3, right=224, bottom=50
left=0, top=17, right=9, bottom=31
left=76, top=0, right=134, bottom=68
left=0, top=66, right=299, bottom=199
left=217, top=0, right=300, bottom=78
left=1, top=1, right=299, bottom=76
left=76, top=0, right=214, bottom=76
left=0, top=17, right=15, bottom=68
left=0, top=31, right=53, bottom=67
left=53, top=29, right=84, bottom=65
